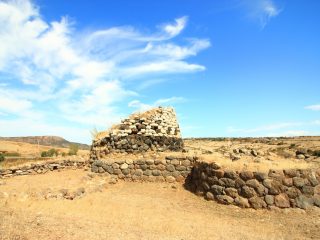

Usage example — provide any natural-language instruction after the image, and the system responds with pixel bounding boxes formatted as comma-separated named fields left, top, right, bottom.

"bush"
left=0, top=154, right=4, bottom=162
left=313, top=150, right=320, bottom=157
left=68, top=144, right=79, bottom=156
left=41, top=148, right=58, bottom=157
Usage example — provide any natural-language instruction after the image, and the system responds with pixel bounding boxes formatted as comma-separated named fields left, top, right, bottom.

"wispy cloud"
left=128, top=97, right=186, bottom=112
left=305, top=104, right=320, bottom=111
left=242, top=0, right=281, bottom=28
left=0, top=0, right=210, bottom=143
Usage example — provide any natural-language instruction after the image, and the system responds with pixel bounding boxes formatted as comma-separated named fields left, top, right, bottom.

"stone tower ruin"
left=90, top=106, right=183, bottom=160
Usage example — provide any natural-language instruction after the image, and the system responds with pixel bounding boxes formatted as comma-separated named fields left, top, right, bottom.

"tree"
left=68, top=144, right=79, bottom=155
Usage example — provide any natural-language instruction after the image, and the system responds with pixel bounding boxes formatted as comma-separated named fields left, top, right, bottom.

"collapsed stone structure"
left=90, top=107, right=183, bottom=159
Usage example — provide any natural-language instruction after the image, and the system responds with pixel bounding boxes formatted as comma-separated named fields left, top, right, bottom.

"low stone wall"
left=186, top=162, right=320, bottom=209
left=0, top=160, right=88, bottom=178
left=90, top=156, right=196, bottom=182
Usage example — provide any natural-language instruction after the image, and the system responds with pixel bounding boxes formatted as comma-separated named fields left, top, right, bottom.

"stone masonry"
left=90, top=107, right=183, bottom=159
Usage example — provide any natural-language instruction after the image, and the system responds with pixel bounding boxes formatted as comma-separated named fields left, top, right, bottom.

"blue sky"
left=0, top=0, right=319, bottom=143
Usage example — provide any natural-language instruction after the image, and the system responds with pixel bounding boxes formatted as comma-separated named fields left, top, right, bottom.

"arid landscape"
left=1, top=135, right=320, bottom=239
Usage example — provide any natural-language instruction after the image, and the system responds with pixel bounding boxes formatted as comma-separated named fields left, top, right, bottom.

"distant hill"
left=0, top=136, right=90, bottom=150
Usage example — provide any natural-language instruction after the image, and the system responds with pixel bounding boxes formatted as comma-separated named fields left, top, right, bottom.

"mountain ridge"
left=0, top=136, right=90, bottom=150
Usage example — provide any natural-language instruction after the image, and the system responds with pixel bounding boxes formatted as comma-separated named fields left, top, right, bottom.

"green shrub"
left=68, top=144, right=79, bottom=156
left=289, top=143, right=296, bottom=149
left=0, top=154, right=4, bottom=162
left=61, top=152, right=66, bottom=157
left=41, top=148, right=58, bottom=157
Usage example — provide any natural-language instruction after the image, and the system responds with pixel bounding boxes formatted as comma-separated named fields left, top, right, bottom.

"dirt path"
left=1, top=170, right=320, bottom=240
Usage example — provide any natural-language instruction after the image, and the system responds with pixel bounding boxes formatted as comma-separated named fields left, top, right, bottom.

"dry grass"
left=1, top=169, right=320, bottom=240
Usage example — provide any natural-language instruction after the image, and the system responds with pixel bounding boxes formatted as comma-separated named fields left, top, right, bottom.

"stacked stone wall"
left=186, top=162, right=320, bottom=209
left=90, top=156, right=196, bottom=182
left=0, top=160, right=88, bottom=178
left=90, top=107, right=183, bottom=159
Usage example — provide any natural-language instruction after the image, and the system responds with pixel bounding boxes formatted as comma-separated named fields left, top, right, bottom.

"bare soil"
left=1, top=169, right=320, bottom=240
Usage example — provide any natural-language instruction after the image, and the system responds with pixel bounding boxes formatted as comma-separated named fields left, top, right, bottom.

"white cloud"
left=0, top=0, right=210, bottom=142
left=128, top=97, right=186, bottom=112
left=305, top=104, right=320, bottom=111
left=242, top=0, right=281, bottom=28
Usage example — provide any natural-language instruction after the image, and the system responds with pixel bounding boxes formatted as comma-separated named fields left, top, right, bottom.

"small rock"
left=296, top=154, right=305, bottom=160
left=120, top=163, right=128, bottom=169
left=249, top=196, right=267, bottom=209
left=240, top=171, right=254, bottom=181
left=109, top=178, right=117, bottom=184
left=166, top=176, right=176, bottom=183
left=234, top=196, right=250, bottom=208
left=295, top=195, right=314, bottom=209
left=265, top=195, right=274, bottom=205
left=240, top=186, right=256, bottom=198
left=206, top=192, right=214, bottom=201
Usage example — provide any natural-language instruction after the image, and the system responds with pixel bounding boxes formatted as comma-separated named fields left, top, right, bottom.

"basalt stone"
left=315, top=185, right=320, bottom=195
left=282, top=178, right=293, bottom=187
left=166, top=164, right=175, bottom=172
left=308, top=175, right=319, bottom=187
left=134, top=169, right=143, bottom=176
left=152, top=170, right=161, bottom=176
left=235, top=178, right=246, bottom=188
left=181, top=171, right=190, bottom=178
left=246, top=179, right=260, bottom=189
left=113, top=169, right=122, bottom=175
left=95, top=160, right=103, bottom=167
left=274, top=193, right=290, bottom=208
left=120, top=163, right=128, bottom=169
left=235, top=196, right=250, bottom=208
left=295, top=195, right=314, bottom=209
left=265, top=195, right=274, bottom=205
left=202, top=182, right=211, bottom=191
left=254, top=172, right=268, bottom=181
left=284, top=169, right=299, bottom=178
left=146, top=159, right=154, bottom=165
left=91, top=165, right=99, bottom=173
left=122, top=168, right=130, bottom=175
left=156, top=164, right=166, bottom=171
left=171, top=160, right=180, bottom=165
left=225, top=188, right=239, bottom=198
left=263, top=179, right=283, bottom=195
left=268, top=169, right=285, bottom=181
left=240, top=171, right=254, bottom=181
left=285, top=187, right=301, bottom=199
left=175, top=165, right=187, bottom=171
left=249, top=196, right=267, bottom=209
left=241, top=186, right=256, bottom=198
left=219, top=178, right=236, bottom=188
left=98, top=167, right=105, bottom=173
left=140, top=164, right=148, bottom=171
left=216, top=195, right=234, bottom=205
left=181, top=160, right=191, bottom=167
left=302, top=186, right=314, bottom=196
left=143, top=170, right=152, bottom=176
left=206, top=191, right=215, bottom=201
left=154, top=159, right=166, bottom=165
left=111, top=163, right=119, bottom=169
left=293, top=177, right=307, bottom=188
left=135, top=159, right=145, bottom=165
left=207, top=176, right=219, bottom=185
left=213, top=170, right=224, bottom=178
left=149, top=165, right=157, bottom=170
left=224, top=170, right=238, bottom=180
left=211, top=185, right=225, bottom=195
left=314, top=196, right=320, bottom=207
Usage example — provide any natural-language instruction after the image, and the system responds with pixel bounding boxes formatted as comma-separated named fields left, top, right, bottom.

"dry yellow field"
left=0, top=169, right=319, bottom=240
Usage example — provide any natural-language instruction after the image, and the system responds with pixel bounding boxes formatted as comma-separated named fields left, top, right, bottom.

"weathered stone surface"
left=284, top=169, right=298, bottom=178
left=254, top=172, right=268, bottom=181
left=295, top=195, right=314, bottom=209
left=218, top=178, right=235, bottom=188
left=120, top=163, right=128, bottom=169
left=166, top=176, right=176, bottom=183
left=240, top=171, right=254, bottom=181
left=263, top=179, right=282, bottom=195
left=301, top=186, right=314, bottom=196
left=282, top=178, right=293, bottom=187
left=240, top=186, right=256, bottom=198
left=265, top=195, right=274, bottom=205
left=235, top=178, right=246, bottom=188
left=314, top=196, right=320, bottom=207
left=225, top=188, right=239, bottom=198
left=235, top=196, right=250, bottom=208
left=216, top=195, right=234, bottom=205
left=152, top=170, right=161, bottom=176
left=213, top=170, right=224, bottom=178
left=211, top=185, right=225, bottom=195
left=286, top=187, right=301, bottom=199
left=274, top=193, right=290, bottom=208
left=206, top=192, right=214, bottom=201
left=224, top=170, right=238, bottom=179
left=293, top=177, right=307, bottom=188
left=166, top=165, right=175, bottom=172
left=249, top=196, right=267, bottom=209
